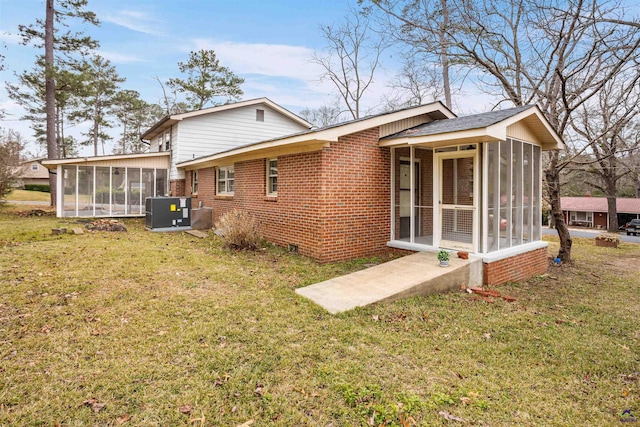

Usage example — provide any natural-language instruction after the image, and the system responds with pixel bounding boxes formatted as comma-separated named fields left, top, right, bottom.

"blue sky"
left=0, top=0, right=487, bottom=155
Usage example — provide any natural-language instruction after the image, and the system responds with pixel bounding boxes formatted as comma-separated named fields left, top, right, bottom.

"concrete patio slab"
left=296, top=251, right=483, bottom=313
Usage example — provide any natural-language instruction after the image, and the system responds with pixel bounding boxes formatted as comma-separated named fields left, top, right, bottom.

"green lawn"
left=3, top=189, right=52, bottom=202
left=1, top=206, right=639, bottom=426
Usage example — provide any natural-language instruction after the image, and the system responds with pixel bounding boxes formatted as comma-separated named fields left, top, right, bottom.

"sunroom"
left=380, top=105, right=563, bottom=257
left=42, top=152, right=170, bottom=218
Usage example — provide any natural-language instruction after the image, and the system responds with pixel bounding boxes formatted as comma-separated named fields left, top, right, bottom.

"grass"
left=2, top=189, right=51, bottom=202
left=1, top=206, right=639, bottom=426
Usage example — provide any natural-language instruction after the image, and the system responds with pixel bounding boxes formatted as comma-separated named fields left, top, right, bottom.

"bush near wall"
left=24, top=184, right=50, bottom=193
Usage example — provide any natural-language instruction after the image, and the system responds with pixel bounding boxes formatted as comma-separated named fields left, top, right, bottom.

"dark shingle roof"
left=383, top=105, right=534, bottom=139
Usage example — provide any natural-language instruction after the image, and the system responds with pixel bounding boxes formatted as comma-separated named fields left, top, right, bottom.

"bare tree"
left=380, top=53, right=446, bottom=110
left=369, top=0, right=640, bottom=262
left=368, top=0, right=455, bottom=108
left=155, top=76, right=190, bottom=115
left=571, top=75, right=640, bottom=231
left=313, top=7, right=386, bottom=120
left=299, top=104, right=343, bottom=127
left=0, top=128, right=25, bottom=199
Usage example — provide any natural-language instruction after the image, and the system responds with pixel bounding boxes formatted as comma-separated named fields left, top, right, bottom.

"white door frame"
left=433, top=148, right=479, bottom=252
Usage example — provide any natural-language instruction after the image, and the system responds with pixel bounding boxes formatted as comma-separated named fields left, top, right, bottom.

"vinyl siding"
left=170, top=105, right=308, bottom=180
left=379, top=114, right=432, bottom=138
left=507, top=122, right=541, bottom=145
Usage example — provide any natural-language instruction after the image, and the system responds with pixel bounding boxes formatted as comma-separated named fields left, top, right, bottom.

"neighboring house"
left=13, top=158, right=49, bottom=188
left=43, top=98, right=563, bottom=286
left=177, top=102, right=563, bottom=286
left=561, top=196, right=640, bottom=229
left=42, top=98, right=311, bottom=217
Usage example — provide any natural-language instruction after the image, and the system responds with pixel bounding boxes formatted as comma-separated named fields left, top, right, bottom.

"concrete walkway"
left=296, top=251, right=483, bottom=313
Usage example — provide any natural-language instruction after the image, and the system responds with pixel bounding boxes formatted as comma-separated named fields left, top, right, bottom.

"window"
left=31, top=163, right=39, bottom=171
left=256, top=109, right=264, bottom=122
left=217, top=165, right=234, bottom=195
left=267, top=158, right=278, bottom=195
left=192, top=170, right=199, bottom=194
left=164, top=131, right=171, bottom=151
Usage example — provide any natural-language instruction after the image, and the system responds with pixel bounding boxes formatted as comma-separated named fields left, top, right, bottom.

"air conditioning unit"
left=145, top=197, right=191, bottom=231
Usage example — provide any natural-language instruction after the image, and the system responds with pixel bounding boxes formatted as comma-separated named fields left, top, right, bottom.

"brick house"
left=42, top=98, right=311, bottom=217
left=177, top=102, right=563, bottom=286
left=560, top=196, right=640, bottom=229
left=43, top=98, right=563, bottom=286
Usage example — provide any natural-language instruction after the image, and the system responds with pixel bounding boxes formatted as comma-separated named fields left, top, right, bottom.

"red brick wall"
left=194, top=127, right=392, bottom=263
left=318, top=127, right=391, bottom=262
left=483, top=247, right=548, bottom=286
left=194, top=155, right=324, bottom=260
left=170, top=179, right=186, bottom=196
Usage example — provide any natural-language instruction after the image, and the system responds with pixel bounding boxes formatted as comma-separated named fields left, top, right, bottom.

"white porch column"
left=56, top=165, right=63, bottom=218
left=410, top=146, right=415, bottom=243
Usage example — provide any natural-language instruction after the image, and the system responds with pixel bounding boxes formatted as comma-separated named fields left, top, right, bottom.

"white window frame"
left=256, top=109, right=265, bottom=122
left=31, top=163, right=39, bottom=171
left=192, top=170, right=199, bottom=194
left=164, top=131, right=171, bottom=151
left=267, top=158, right=277, bottom=196
left=217, top=165, right=234, bottom=195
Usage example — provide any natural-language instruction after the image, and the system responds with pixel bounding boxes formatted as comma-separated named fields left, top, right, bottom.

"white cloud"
left=0, top=31, right=23, bottom=45
left=191, top=39, right=323, bottom=82
left=98, top=50, right=146, bottom=64
left=102, top=10, right=164, bottom=36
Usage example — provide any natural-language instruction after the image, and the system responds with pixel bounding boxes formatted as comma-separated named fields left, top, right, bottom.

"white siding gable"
left=170, top=104, right=308, bottom=179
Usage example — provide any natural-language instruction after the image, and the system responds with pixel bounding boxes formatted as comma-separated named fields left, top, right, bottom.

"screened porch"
left=387, top=138, right=542, bottom=255
left=61, top=165, right=168, bottom=217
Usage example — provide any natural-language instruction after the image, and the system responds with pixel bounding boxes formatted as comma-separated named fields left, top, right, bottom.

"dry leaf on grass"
left=236, top=420, right=254, bottom=427
left=179, top=404, right=193, bottom=415
left=80, top=397, right=106, bottom=413
left=438, top=410, right=466, bottom=422
left=116, top=414, right=131, bottom=424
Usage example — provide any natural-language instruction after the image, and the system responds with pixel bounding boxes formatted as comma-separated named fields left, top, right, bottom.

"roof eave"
left=178, top=101, right=454, bottom=169
left=380, top=128, right=504, bottom=147
left=40, top=151, right=170, bottom=169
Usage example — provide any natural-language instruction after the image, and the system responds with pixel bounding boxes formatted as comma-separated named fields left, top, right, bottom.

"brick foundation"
left=483, top=247, right=548, bottom=286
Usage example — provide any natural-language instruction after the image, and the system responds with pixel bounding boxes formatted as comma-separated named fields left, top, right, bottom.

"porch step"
left=295, top=251, right=483, bottom=314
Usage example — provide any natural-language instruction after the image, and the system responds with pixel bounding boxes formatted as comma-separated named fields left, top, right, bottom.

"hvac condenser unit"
left=145, top=197, right=191, bottom=231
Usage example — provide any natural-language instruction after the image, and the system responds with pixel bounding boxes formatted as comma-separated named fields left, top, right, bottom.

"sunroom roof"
left=383, top=105, right=533, bottom=138
left=381, top=105, right=564, bottom=150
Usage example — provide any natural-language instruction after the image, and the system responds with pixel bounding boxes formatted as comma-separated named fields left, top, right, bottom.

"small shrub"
left=437, top=250, right=450, bottom=262
left=215, top=209, right=261, bottom=250
left=24, top=184, right=50, bottom=193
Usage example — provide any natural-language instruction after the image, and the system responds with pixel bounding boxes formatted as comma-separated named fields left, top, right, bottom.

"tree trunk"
left=546, top=151, right=572, bottom=262
left=440, top=0, right=452, bottom=109
left=605, top=180, right=618, bottom=231
left=45, top=0, right=57, bottom=206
